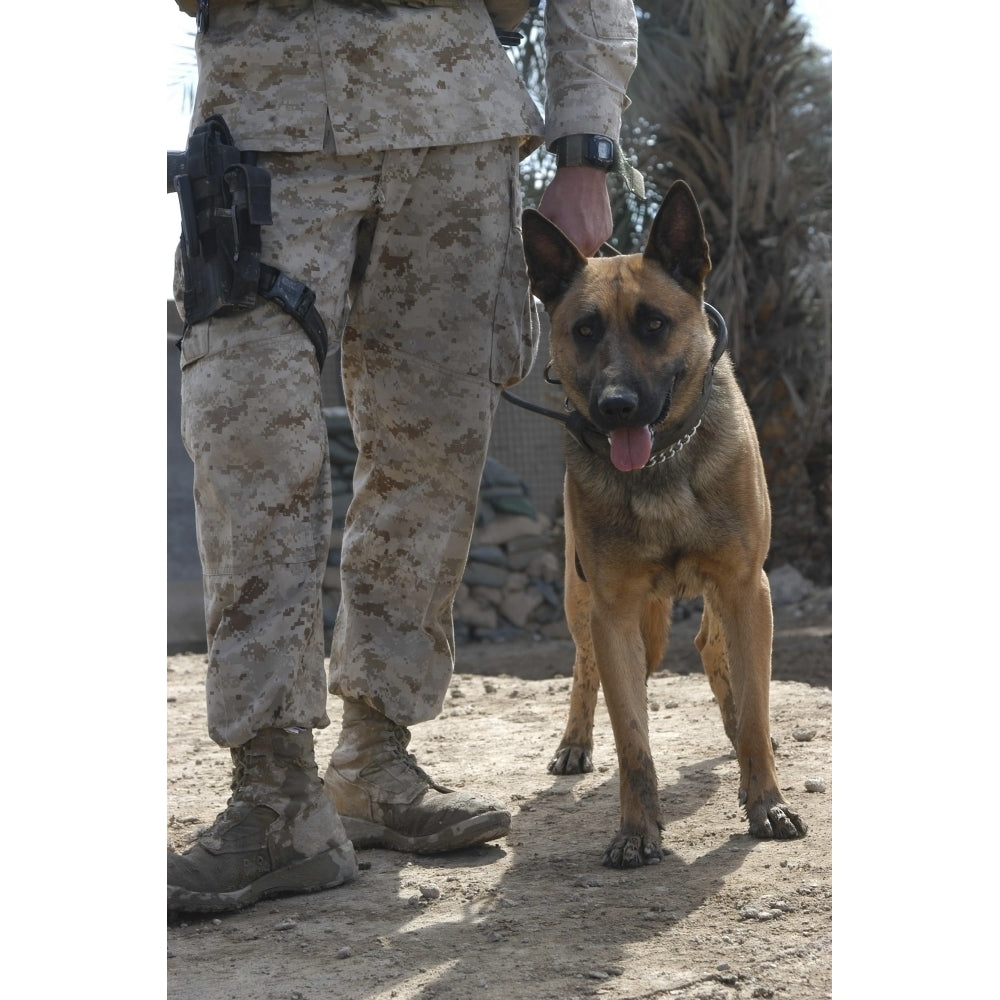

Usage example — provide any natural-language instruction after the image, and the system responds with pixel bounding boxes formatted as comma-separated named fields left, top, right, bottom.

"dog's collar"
left=501, top=302, right=728, bottom=472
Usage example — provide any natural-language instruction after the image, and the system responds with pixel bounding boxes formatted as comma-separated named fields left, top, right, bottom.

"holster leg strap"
left=257, top=264, right=329, bottom=371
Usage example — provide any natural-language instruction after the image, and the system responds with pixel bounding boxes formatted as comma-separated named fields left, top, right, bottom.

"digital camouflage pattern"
left=180, top=289, right=333, bottom=746
left=176, top=0, right=639, bottom=740
left=189, top=1, right=636, bottom=156
left=181, top=139, right=535, bottom=734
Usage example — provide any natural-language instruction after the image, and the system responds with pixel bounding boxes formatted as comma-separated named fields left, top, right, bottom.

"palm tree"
left=169, top=26, right=197, bottom=119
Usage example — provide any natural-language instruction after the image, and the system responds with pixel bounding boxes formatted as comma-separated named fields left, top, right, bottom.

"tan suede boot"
left=324, top=701, right=511, bottom=853
left=168, top=727, right=358, bottom=914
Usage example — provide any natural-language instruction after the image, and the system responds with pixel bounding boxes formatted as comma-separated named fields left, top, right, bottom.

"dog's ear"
left=521, top=208, right=587, bottom=306
left=644, top=180, right=711, bottom=295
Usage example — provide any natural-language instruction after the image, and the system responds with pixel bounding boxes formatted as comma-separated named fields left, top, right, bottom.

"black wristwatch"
left=550, top=134, right=617, bottom=172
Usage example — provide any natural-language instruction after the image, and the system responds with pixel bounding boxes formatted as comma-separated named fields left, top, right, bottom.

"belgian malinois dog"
left=521, top=180, right=807, bottom=868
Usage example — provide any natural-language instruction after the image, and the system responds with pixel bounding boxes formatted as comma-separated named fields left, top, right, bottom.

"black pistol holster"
left=168, top=114, right=329, bottom=370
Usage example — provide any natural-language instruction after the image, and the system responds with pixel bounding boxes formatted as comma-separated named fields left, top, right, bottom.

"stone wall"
left=321, top=407, right=569, bottom=645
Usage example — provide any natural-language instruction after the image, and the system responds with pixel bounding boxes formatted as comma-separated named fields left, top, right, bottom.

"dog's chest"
left=626, top=485, right=728, bottom=596
left=629, top=481, right=697, bottom=525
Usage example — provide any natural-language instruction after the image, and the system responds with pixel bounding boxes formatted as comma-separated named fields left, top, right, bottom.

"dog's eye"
left=645, top=316, right=668, bottom=335
left=572, top=313, right=602, bottom=344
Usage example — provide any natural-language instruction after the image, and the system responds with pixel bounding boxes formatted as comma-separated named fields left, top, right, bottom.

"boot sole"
left=342, top=810, right=510, bottom=854
left=168, top=843, right=358, bottom=914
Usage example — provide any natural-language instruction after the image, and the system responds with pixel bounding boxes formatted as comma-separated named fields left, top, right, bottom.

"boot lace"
left=365, top=722, right=451, bottom=794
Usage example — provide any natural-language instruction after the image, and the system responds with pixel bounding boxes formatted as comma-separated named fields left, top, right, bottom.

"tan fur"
left=522, top=181, right=806, bottom=867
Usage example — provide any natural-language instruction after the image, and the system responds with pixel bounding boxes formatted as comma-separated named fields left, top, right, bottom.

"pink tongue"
left=609, top=426, right=653, bottom=472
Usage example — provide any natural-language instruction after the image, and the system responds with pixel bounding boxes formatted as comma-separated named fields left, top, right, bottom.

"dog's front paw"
left=748, top=802, right=807, bottom=840
left=548, top=745, right=593, bottom=774
left=601, top=833, right=663, bottom=868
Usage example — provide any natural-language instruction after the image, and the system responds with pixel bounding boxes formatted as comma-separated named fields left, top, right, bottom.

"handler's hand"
left=536, top=166, right=613, bottom=257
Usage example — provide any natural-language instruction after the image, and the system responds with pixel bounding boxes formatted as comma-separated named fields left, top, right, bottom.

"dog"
left=520, top=180, right=807, bottom=868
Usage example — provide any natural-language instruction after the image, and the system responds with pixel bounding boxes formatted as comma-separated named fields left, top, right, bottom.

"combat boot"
left=168, top=727, right=358, bottom=914
left=324, top=700, right=511, bottom=853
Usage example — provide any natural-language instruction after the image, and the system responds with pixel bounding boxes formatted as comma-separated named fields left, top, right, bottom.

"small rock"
left=419, top=883, right=441, bottom=900
left=275, top=917, right=298, bottom=931
left=336, top=946, right=352, bottom=960
left=804, top=778, right=827, bottom=793
left=793, top=729, right=817, bottom=742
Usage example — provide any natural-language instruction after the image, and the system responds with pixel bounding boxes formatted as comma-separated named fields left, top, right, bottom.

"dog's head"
left=522, top=180, right=714, bottom=472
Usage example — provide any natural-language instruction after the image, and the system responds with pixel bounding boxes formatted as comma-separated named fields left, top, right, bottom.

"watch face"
left=593, top=138, right=614, bottom=162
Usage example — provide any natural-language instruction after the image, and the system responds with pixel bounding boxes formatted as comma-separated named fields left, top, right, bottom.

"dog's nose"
left=597, top=387, right=639, bottom=421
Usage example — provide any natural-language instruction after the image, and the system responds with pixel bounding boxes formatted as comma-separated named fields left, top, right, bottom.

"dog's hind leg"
left=551, top=586, right=670, bottom=776
left=549, top=591, right=599, bottom=773
left=641, top=596, right=672, bottom=676
left=695, top=602, right=739, bottom=751
left=549, top=505, right=600, bottom=775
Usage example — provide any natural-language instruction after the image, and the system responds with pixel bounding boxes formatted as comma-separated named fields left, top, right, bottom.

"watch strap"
left=549, top=134, right=646, bottom=199
left=551, top=134, right=614, bottom=170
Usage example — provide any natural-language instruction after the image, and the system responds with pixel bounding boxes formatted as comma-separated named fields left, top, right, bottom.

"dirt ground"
left=167, top=588, right=832, bottom=1000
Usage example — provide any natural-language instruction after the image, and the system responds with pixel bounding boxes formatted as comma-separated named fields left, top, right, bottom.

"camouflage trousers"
left=178, top=138, right=538, bottom=747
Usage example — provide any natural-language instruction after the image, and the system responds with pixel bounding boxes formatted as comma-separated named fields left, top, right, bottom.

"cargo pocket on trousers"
left=489, top=151, right=540, bottom=388
left=178, top=322, right=211, bottom=371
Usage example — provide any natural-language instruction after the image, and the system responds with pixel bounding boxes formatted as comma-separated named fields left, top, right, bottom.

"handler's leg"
left=168, top=150, right=379, bottom=911
left=326, top=140, right=538, bottom=852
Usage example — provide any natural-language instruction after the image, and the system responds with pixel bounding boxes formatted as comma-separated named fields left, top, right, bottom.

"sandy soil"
left=167, top=589, right=831, bottom=1000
